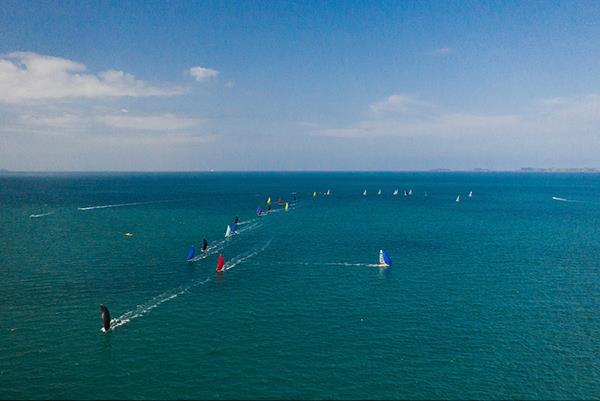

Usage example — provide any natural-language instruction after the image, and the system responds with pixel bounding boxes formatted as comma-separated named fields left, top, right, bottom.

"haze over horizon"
left=2, top=1, right=600, bottom=171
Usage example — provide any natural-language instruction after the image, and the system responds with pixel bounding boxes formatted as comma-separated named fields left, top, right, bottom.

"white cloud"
left=18, top=111, right=203, bottom=131
left=432, top=47, right=453, bottom=55
left=0, top=52, right=183, bottom=103
left=189, top=66, right=219, bottom=81
left=99, top=114, right=201, bottom=131
left=313, top=92, right=600, bottom=141
left=314, top=93, right=522, bottom=138
left=369, top=94, right=432, bottom=115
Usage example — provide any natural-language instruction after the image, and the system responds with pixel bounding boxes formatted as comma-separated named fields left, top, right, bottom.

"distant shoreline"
left=1, top=168, right=600, bottom=174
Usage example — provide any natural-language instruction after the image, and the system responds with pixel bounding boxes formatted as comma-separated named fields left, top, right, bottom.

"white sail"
left=408, top=189, right=412, bottom=196
left=378, top=189, right=382, bottom=195
left=468, top=191, right=473, bottom=198
left=379, top=249, right=392, bottom=267
left=456, top=195, right=460, bottom=203
left=363, top=190, right=367, bottom=196
left=225, top=225, right=232, bottom=237
left=393, top=189, right=398, bottom=196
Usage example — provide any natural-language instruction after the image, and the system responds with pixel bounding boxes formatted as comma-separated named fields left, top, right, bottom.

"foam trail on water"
left=186, top=221, right=263, bottom=262
left=29, top=212, right=54, bottom=218
left=78, top=200, right=172, bottom=211
left=223, top=240, right=272, bottom=271
left=552, top=196, right=582, bottom=203
left=281, top=261, right=382, bottom=268
left=104, top=276, right=211, bottom=332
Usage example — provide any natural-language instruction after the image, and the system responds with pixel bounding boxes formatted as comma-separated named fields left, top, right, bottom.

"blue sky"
left=1, top=0, right=600, bottom=170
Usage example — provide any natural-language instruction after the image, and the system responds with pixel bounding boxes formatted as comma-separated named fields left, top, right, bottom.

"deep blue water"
left=1, top=172, right=599, bottom=399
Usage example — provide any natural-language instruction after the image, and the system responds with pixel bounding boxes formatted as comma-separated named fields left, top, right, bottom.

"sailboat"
left=456, top=195, right=461, bottom=203
left=404, top=190, right=408, bottom=196
left=186, top=245, right=195, bottom=262
left=313, top=191, right=317, bottom=198
left=408, top=189, right=412, bottom=196
left=256, top=207, right=263, bottom=217
left=225, top=225, right=232, bottom=238
left=468, top=191, right=473, bottom=198
left=216, top=255, right=224, bottom=272
left=326, top=189, right=331, bottom=196
left=393, top=189, right=398, bottom=196
left=202, top=238, right=208, bottom=253
left=378, top=189, right=382, bottom=195
left=284, top=202, right=289, bottom=212
left=379, top=249, right=392, bottom=268
left=363, top=190, right=367, bottom=196
left=267, top=196, right=271, bottom=205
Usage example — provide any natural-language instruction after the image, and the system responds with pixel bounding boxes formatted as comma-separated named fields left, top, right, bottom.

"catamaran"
left=379, top=249, right=392, bottom=268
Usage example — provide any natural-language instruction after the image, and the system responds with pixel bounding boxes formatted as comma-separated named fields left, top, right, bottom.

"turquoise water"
left=1, top=172, right=599, bottom=399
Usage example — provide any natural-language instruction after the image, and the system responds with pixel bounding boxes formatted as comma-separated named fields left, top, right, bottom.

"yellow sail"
left=267, top=196, right=271, bottom=204
left=285, top=202, right=289, bottom=212
left=313, top=191, right=317, bottom=197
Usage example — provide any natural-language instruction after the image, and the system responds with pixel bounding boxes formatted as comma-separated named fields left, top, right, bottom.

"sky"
left=1, top=0, right=600, bottom=171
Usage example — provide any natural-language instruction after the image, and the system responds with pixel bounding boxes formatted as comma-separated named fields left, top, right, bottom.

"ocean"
left=1, top=172, right=599, bottom=399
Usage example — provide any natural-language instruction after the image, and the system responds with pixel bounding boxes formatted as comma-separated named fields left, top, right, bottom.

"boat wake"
left=323, top=262, right=383, bottom=267
left=78, top=200, right=171, bottom=211
left=186, top=221, right=263, bottom=263
left=552, top=196, right=581, bottom=203
left=104, top=239, right=271, bottom=332
left=29, top=212, right=54, bottom=218
left=223, top=240, right=271, bottom=271
left=286, top=261, right=383, bottom=268
left=103, top=276, right=212, bottom=332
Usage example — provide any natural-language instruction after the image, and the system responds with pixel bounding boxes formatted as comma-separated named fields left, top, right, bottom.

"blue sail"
left=379, top=249, right=392, bottom=267
left=256, top=207, right=263, bottom=216
left=186, top=245, right=195, bottom=261
left=231, top=223, right=237, bottom=233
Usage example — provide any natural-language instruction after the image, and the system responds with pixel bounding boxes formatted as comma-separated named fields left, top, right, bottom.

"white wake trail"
left=223, top=240, right=272, bottom=271
left=552, top=196, right=582, bottom=203
left=29, top=212, right=54, bottom=218
left=104, top=276, right=211, bottom=332
left=79, top=200, right=172, bottom=211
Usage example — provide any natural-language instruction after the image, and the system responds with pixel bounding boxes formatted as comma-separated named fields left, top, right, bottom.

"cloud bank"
left=0, top=52, right=183, bottom=103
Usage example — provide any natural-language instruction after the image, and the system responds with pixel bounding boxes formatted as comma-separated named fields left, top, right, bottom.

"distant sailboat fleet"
left=100, top=185, right=476, bottom=332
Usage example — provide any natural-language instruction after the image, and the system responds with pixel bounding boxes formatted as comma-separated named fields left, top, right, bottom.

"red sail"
left=216, top=254, right=225, bottom=272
